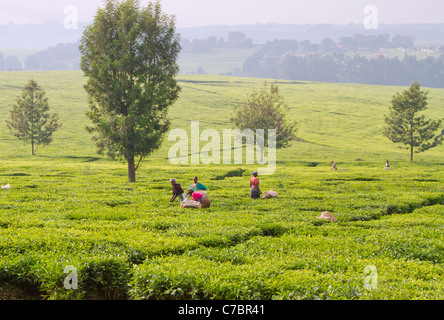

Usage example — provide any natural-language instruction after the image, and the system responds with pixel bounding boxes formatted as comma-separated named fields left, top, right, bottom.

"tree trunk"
left=128, top=156, right=136, bottom=182
left=31, top=140, right=35, bottom=156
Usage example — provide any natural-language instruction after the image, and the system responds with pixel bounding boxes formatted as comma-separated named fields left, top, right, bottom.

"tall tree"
left=231, top=82, right=297, bottom=162
left=384, top=82, right=443, bottom=161
left=79, top=0, right=181, bottom=182
left=6, top=79, right=61, bottom=155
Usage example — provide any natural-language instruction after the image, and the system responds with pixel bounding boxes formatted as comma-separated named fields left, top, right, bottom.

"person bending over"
left=170, top=178, right=187, bottom=203
left=187, top=188, right=211, bottom=208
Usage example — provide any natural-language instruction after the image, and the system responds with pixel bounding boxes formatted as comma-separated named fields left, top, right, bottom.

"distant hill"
left=2, top=22, right=444, bottom=87
left=0, top=22, right=87, bottom=49
left=178, top=23, right=444, bottom=45
left=1, top=22, right=444, bottom=49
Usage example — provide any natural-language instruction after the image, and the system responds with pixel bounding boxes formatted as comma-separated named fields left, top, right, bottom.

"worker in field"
left=190, top=176, right=207, bottom=193
left=250, top=170, right=261, bottom=199
left=169, top=178, right=187, bottom=203
left=187, top=188, right=211, bottom=208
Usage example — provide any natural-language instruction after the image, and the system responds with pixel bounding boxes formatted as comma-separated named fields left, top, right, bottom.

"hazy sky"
left=1, top=0, right=443, bottom=27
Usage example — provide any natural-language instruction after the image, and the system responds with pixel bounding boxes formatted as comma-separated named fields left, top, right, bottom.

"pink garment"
left=250, top=177, right=259, bottom=188
left=192, top=192, right=203, bottom=201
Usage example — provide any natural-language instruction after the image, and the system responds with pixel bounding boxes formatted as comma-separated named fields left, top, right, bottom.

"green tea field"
left=0, top=71, right=443, bottom=300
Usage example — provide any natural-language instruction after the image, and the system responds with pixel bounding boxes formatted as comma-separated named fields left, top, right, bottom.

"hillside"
left=0, top=71, right=443, bottom=163
left=0, top=72, right=443, bottom=302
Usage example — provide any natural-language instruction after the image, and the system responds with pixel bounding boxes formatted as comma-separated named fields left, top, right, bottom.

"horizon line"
left=2, top=21, right=444, bottom=28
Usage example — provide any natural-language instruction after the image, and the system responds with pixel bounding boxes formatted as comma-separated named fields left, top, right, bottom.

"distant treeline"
left=0, top=42, right=81, bottom=72
left=24, top=42, right=81, bottom=71
left=0, top=32, right=253, bottom=71
left=2, top=32, right=444, bottom=88
left=337, top=33, right=415, bottom=50
left=243, top=36, right=444, bottom=88
left=180, top=31, right=254, bottom=52
left=25, top=42, right=81, bottom=71
left=0, top=53, right=23, bottom=71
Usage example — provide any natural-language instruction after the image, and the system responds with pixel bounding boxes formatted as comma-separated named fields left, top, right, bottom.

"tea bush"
left=0, top=72, right=443, bottom=299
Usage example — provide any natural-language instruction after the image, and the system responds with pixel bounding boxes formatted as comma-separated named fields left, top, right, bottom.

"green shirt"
left=190, top=182, right=207, bottom=191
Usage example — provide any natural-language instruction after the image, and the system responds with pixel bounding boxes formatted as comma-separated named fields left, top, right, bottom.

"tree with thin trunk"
left=79, top=0, right=181, bottom=182
left=383, top=82, right=443, bottom=161
left=6, top=79, right=61, bottom=155
left=230, top=82, right=297, bottom=162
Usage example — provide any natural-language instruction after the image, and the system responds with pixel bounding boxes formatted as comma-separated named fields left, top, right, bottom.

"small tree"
left=231, top=82, right=297, bottom=162
left=384, top=82, right=443, bottom=161
left=79, top=0, right=181, bottom=182
left=6, top=79, right=61, bottom=155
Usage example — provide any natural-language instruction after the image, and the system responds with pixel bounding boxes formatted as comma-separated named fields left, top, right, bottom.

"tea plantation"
left=0, top=71, right=443, bottom=300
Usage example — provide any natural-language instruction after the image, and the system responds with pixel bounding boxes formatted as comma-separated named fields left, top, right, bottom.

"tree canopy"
left=231, top=82, right=297, bottom=162
left=79, top=0, right=181, bottom=182
left=6, top=79, right=61, bottom=155
left=383, top=82, right=443, bottom=161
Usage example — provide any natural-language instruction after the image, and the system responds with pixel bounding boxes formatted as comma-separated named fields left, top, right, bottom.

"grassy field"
left=178, top=47, right=260, bottom=75
left=0, top=71, right=443, bottom=300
